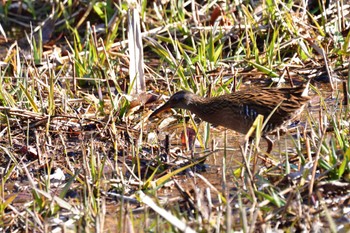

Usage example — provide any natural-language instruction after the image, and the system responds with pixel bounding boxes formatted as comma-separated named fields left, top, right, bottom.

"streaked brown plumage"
left=150, top=84, right=310, bottom=152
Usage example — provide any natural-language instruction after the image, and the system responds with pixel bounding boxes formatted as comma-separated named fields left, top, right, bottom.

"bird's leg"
left=263, top=135, right=274, bottom=153
left=247, top=135, right=273, bottom=153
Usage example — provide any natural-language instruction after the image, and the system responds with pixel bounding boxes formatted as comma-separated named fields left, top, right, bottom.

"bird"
left=149, top=84, right=310, bottom=153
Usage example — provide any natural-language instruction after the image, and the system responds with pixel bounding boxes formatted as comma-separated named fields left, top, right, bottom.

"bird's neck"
left=184, top=96, right=212, bottom=118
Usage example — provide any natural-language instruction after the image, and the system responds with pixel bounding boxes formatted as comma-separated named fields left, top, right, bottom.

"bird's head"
left=149, top=90, right=194, bottom=118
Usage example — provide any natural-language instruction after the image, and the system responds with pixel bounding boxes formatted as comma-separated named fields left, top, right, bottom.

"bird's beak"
left=149, top=101, right=172, bottom=119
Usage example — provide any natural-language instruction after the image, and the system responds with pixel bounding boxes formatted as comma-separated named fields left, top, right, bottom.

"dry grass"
left=0, top=0, right=349, bottom=232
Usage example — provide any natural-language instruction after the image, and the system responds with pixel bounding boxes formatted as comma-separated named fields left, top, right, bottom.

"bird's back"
left=194, top=85, right=310, bottom=134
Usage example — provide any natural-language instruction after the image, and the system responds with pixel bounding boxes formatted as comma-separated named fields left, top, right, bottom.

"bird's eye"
left=173, top=95, right=182, bottom=102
